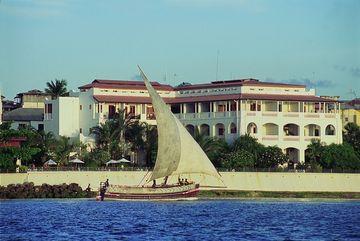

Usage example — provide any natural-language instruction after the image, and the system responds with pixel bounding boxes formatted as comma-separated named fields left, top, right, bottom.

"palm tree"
left=193, top=128, right=229, bottom=167
left=90, top=122, right=113, bottom=152
left=54, top=136, right=75, bottom=165
left=36, top=131, right=57, bottom=163
left=143, top=123, right=157, bottom=167
left=111, top=109, right=137, bottom=143
left=45, top=79, right=68, bottom=98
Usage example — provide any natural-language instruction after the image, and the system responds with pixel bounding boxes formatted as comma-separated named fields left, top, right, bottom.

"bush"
left=222, top=149, right=255, bottom=170
left=256, top=146, right=288, bottom=168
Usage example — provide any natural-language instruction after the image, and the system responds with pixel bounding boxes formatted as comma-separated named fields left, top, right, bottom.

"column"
left=299, top=148, right=305, bottom=164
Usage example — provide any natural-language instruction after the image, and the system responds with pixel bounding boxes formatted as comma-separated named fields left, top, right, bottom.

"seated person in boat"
left=162, top=176, right=169, bottom=186
left=152, top=180, right=156, bottom=188
left=105, top=179, right=109, bottom=188
left=185, top=179, right=189, bottom=185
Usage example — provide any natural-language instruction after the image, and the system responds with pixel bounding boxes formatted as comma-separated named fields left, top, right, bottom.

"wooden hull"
left=99, top=183, right=200, bottom=200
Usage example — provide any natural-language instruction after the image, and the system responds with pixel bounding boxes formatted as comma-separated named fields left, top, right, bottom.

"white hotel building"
left=44, top=79, right=342, bottom=164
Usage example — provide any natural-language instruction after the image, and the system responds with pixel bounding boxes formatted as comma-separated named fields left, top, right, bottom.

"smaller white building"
left=2, top=108, right=44, bottom=130
left=44, top=97, right=80, bottom=139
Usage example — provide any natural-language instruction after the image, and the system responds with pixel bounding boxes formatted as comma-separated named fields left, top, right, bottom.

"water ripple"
left=0, top=199, right=359, bottom=241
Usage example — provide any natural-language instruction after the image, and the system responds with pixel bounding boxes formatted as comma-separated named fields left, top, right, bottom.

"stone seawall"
left=1, top=171, right=359, bottom=192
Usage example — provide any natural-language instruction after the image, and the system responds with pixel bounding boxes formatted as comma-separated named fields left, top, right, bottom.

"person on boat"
left=105, top=179, right=109, bottom=188
left=162, top=176, right=168, bottom=186
left=99, top=187, right=105, bottom=201
left=185, top=179, right=189, bottom=185
left=181, top=179, right=185, bottom=186
left=86, top=184, right=91, bottom=192
left=152, top=180, right=156, bottom=188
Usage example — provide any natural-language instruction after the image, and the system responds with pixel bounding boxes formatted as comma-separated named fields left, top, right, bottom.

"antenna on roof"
left=216, top=50, right=220, bottom=81
left=348, top=89, right=358, bottom=99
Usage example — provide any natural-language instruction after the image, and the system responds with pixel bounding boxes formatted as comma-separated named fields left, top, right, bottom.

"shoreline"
left=199, top=190, right=360, bottom=199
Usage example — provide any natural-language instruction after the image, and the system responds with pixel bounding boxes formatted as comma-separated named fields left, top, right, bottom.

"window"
left=80, top=128, right=82, bottom=134
left=45, top=104, right=53, bottom=114
left=217, top=104, right=226, bottom=112
left=80, top=105, right=82, bottom=110
left=218, top=127, right=224, bottom=136
left=89, top=105, right=92, bottom=110
left=38, top=124, right=44, bottom=131
left=18, top=124, right=26, bottom=129
left=230, top=101, right=237, bottom=111
left=129, top=106, right=136, bottom=114
left=250, top=103, right=256, bottom=111
left=146, top=105, right=155, bottom=120
left=230, top=123, right=237, bottom=134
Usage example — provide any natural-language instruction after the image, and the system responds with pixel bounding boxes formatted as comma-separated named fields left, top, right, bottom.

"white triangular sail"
left=138, top=66, right=221, bottom=182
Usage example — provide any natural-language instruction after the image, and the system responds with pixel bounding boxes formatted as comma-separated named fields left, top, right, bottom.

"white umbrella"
left=119, top=157, right=131, bottom=163
left=45, top=159, right=57, bottom=166
left=106, top=159, right=121, bottom=166
left=69, top=158, right=84, bottom=164
left=16, top=158, right=22, bottom=166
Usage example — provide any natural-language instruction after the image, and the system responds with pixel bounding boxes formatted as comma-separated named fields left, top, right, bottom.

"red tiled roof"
left=174, top=79, right=305, bottom=90
left=93, top=93, right=335, bottom=104
left=79, top=79, right=305, bottom=92
left=79, top=79, right=173, bottom=91
left=94, top=95, right=156, bottom=104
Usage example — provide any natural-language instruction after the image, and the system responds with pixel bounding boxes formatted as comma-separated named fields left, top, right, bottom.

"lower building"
left=2, top=108, right=44, bottom=131
left=341, top=98, right=360, bottom=128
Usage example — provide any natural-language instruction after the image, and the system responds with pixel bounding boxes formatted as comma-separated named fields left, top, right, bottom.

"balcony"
left=175, top=111, right=237, bottom=120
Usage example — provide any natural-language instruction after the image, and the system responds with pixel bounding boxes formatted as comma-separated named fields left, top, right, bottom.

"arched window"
left=215, top=123, right=225, bottom=137
left=263, top=123, right=279, bottom=135
left=247, top=122, right=257, bottom=134
left=185, top=124, right=195, bottom=136
left=325, top=124, right=335, bottom=135
left=304, top=124, right=321, bottom=136
left=200, top=124, right=210, bottom=136
left=229, top=123, right=237, bottom=134
left=283, top=124, right=299, bottom=136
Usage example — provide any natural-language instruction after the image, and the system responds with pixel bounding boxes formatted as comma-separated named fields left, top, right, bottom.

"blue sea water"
left=1, top=199, right=359, bottom=241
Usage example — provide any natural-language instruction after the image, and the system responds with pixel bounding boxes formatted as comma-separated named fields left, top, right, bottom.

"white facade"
left=44, top=97, right=79, bottom=139
left=44, top=79, right=343, bottom=164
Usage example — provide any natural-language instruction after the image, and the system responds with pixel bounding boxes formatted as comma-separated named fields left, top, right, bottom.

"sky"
left=0, top=0, right=359, bottom=99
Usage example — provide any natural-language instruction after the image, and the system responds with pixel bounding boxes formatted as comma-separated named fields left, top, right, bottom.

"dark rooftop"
left=3, top=108, right=44, bottom=121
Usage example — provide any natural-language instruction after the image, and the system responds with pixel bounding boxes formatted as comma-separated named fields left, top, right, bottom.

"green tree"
left=30, top=131, right=57, bottom=165
left=304, top=139, right=325, bottom=169
left=84, top=149, right=111, bottom=167
left=193, top=128, right=229, bottom=167
left=256, top=146, right=288, bottom=168
left=222, top=149, right=255, bottom=170
left=320, top=143, right=360, bottom=170
left=143, top=123, right=158, bottom=167
left=45, top=79, right=68, bottom=98
left=343, top=123, right=360, bottom=158
left=232, top=134, right=265, bottom=159
left=90, top=122, right=113, bottom=152
left=0, top=124, right=42, bottom=169
left=53, top=136, right=75, bottom=165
